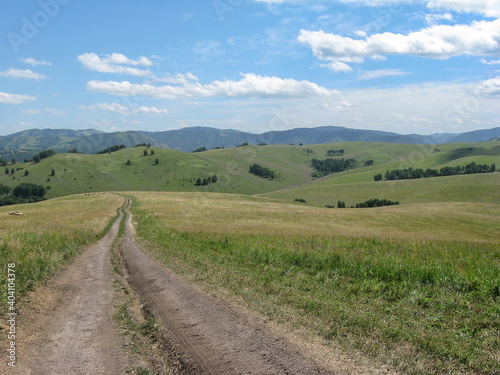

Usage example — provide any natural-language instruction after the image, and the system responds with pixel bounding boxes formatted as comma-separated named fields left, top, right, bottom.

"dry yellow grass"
left=0, top=193, right=125, bottom=298
left=130, top=191, right=499, bottom=243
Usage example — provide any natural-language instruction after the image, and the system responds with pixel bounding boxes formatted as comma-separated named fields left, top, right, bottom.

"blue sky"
left=0, top=0, right=499, bottom=136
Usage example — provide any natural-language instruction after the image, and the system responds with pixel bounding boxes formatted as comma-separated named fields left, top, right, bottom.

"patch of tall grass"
left=0, top=194, right=124, bottom=310
left=130, top=193, right=499, bottom=375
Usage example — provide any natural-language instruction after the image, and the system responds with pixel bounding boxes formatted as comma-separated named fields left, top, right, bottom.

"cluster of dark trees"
left=337, top=200, right=346, bottom=208
left=134, top=143, right=151, bottom=148
left=326, top=149, right=345, bottom=156
left=355, top=198, right=400, bottom=208
left=97, top=145, right=126, bottom=154
left=192, top=147, right=207, bottom=153
left=303, top=148, right=315, bottom=155
left=249, top=163, right=277, bottom=179
left=294, top=198, right=307, bottom=203
left=311, top=158, right=356, bottom=178
left=0, top=182, right=47, bottom=206
left=377, top=162, right=496, bottom=181
left=195, top=175, right=218, bottom=186
left=33, top=149, right=56, bottom=163
left=0, top=158, right=10, bottom=166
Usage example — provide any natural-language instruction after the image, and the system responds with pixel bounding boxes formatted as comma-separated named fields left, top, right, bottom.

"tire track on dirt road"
left=121, top=201, right=330, bottom=375
left=14, top=198, right=130, bottom=375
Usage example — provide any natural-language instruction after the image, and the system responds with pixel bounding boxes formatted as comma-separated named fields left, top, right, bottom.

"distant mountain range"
left=1, top=126, right=499, bottom=160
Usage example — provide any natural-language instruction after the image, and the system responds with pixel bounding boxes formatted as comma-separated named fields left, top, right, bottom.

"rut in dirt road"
left=15, top=200, right=130, bottom=375
left=121, top=204, right=331, bottom=375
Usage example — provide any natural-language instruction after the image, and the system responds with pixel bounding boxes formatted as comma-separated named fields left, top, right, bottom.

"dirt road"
left=14, top=200, right=130, bottom=375
left=120, top=202, right=329, bottom=375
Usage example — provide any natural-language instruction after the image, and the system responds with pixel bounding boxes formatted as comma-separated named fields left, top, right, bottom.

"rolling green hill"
left=2, top=126, right=499, bottom=160
left=0, top=141, right=498, bottom=203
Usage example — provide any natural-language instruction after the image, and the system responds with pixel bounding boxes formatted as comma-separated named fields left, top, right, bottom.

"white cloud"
left=357, top=69, right=411, bottom=80
left=481, top=59, right=500, bottom=65
left=424, top=13, right=454, bottom=26
left=155, top=73, right=199, bottom=84
left=321, top=61, right=354, bottom=73
left=0, top=92, right=36, bottom=104
left=86, top=73, right=336, bottom=99
left=322, top=100, right=359, bottom=111
left=20, top=58, right=52, bottom=66
left=82, top=102, right=169, bottom=115
left=476, top=77, right=500, bottom=96
left=427, top=0, right=500, bottom=18
left=24, top=108, right=65, bottom=114
left=24, top=109, right=42, bottom=114
left=299, top=18, right=500, bottom=69
left=77, top=53, right=153, bottom=76
left=0, top=68, right=47, bottom=80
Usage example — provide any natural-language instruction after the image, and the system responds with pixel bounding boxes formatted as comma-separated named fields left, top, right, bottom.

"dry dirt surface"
left=11, top=203, right=130, bottom=375
left=121, top=203, right=332, bottom=375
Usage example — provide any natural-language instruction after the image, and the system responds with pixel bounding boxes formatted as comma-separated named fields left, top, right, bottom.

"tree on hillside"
left=144, top=149, right=148, bottom=156
left=151, top=150, right=155, bottom=155
left=192, top=147, right=207, bottom=153
left=97, top=145, right=126, bottom=154
left=10, top=168, right=15, bottom=175
left=24, top=170, right=30, bottom=176
left=51, top=169, right=56, bottom=176
left=126, top=159, right=131, bottom=166
left=154, top=158, right=159, bottom=165
left=5, top=168, right=9, bottom=175
left=33, top=149, right=56, bottom=162
left=13, top=183, right=46, bottom=199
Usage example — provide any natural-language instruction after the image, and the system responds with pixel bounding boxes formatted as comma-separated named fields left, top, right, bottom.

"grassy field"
left=128, top=192, right=499, bottom=375
left=0, top=193, right=124, bottom=311
left=262, top=173, right=500, bottom=206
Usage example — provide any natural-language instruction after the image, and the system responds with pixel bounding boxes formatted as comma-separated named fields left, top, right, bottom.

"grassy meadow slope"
left=2, top=141, right=497, bottom=202
left=261, top=141, right=500, bottom=205
left=129, top=192, right=499, bottom=375
left=0, top=146, right=314, bottom=197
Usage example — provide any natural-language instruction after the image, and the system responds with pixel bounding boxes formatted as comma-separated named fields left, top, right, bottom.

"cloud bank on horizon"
left=0, top=0, right=498, bottom=136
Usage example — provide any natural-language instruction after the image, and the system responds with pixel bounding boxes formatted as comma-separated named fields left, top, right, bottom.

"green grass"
left=0, top=193, right=124, bottom=313
left=262, top=173, right=500, bottom=206
left=129, top=192, right=499, bottom=375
